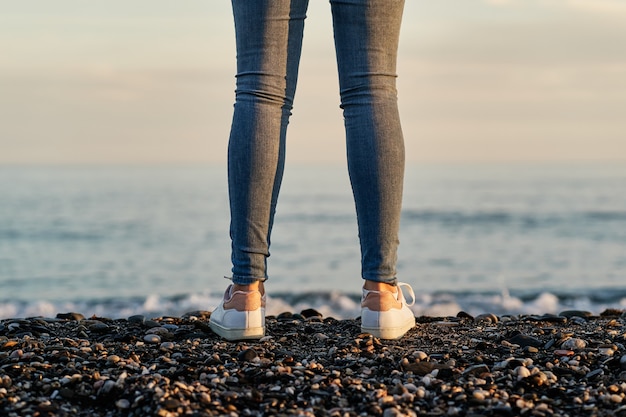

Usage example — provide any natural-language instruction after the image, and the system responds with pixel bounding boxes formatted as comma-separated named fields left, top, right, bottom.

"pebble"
left=508, top=334, right=543, bottom=348
left=475, top=313, right=498, bottom=324
left=237, top=348, right=258, bottom=361
left=107, top=355, right=121, bottom=363
left=586, top=369, right=604, bottom=380
left=561, top=338, right=587, bottom=350
left=146, top=327, right=170, bottom=336
left=115, top=399, right=130, bottom=409
left=160, top=342, right=175, bottom=351
left=560, top=310, right=593, bottom=319
left=128, top=315, right=146, bottom=324
left=143, top=334, right=161, bottom=344
left=89, top=322, right=111, bottom=333
left=457, top=311, right=474, bottom=320
left=300, top=308, right=323, bottom=319
left=599, top=347, right=615, bottom=356
left=144, top=320, right=161, bottom=328
left=434, top=321, right=459, bottom=327
left=516, top=366, right=531, bottom=380
left=56, top=312, right=86, bottom=321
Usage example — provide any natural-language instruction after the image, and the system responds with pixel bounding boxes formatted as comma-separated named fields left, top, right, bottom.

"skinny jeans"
left=228, top=0, right=405, bottom=285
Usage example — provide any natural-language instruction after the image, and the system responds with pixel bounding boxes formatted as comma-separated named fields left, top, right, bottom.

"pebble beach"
left=2, top=309, right=626, bottom=416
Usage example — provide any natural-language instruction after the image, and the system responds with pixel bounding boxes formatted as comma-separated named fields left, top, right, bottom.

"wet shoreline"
left=2, top=309, right=626, bottom=416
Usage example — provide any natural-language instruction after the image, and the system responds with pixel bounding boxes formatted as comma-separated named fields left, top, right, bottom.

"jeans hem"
left=231, top=275, right=268, bottom=285
left=362, top=276, right=398, bottom=285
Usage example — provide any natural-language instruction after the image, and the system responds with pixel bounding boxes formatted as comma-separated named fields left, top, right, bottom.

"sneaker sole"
left=209, top=320, right=265, bottom=341
left=361, top=318, right=416, bottom=340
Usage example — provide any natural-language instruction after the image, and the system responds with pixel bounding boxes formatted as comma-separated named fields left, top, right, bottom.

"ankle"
left=233, top=281, right=265, bottom=294
left=363, top=280, right=397, bottom=292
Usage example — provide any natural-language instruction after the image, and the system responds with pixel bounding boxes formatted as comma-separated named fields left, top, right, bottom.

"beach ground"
left=2, top=309, right=626, bottom=416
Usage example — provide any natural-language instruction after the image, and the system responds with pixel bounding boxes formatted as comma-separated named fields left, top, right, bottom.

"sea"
left=1, top=163, right=625, bottom=320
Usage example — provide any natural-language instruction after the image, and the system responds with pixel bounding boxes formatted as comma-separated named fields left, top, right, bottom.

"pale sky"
left=1, top=0, right=625, bottom=164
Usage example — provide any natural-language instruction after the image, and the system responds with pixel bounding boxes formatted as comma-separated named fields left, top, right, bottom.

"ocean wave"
left=402, top=209, right=626, bottom=227
left=2, top=289, right=625, bottom=321
left=585, top=211, right=626, bottom=221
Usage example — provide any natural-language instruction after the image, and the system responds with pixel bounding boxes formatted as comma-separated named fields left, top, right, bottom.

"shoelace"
left=397, top=282, right=416, bottom=307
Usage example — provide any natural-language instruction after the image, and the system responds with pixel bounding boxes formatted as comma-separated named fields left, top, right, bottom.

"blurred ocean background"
left=1, top=163, right=625, bottom=320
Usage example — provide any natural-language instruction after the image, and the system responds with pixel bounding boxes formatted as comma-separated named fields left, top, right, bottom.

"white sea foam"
left=0, top=289, right=623, bottom=321
left=526, top=292, right=560, bottom=315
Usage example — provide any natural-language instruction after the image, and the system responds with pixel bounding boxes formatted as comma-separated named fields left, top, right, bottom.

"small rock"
left=600, top=347, right=615, bottom=356
left=561, top=338, right=587, bottom=350
left=145, top=320, right=161, bottom=328
left=1, top=375, right=12, bottom=388
left=314, top=332, right=329, bottom=341
left=98, top=380, right=117, bottom=396
left=383, top=407, right=402, bottom=417
left=3, top=340, right=18, bottom=349
left=107, top=355, right=121, bottom=363
left=56, top=312, right=85, bottom=321
left=403, top=361, right=435, bottom=376
left=473, top=390, right=487, bottom=401
left=570, top=316, right=588, bottom=325
left=434, top=321, right=459, bottom=327
left=516, top=366, right=531, bottom=380
left=524, top=346, right=539, bottom=354
left=238, top=348, right=258, bottom=361
left=163, top=398, right=181, bottom=410
left=143, top=334, right=161, bottom=344
left=146, top=327, right=170, bottom=336
left=128, top=315, right=145, bottom=324
left=559, top=310, right=592, bottom=319
left=300, top=308, right=323, bottom=319
left=529, top=314, right=567, bottom=323
left=463, top=364, right=490, bottom=376
left=508, top=334, right=543, bottom=348
left=116, top=399, right=130, bottom=409
left=199, top=392, right=211, bottom=405
left=160, top=342, right=175, bottom=351
left=475, top=313, right=498, bottom=324
left=456, top=311, right=474, bottom=320
left=586, top=369, right=604, bottom=380
left=59, top=388, right=75, bottom=399
left=277, top=312, right=294, bottom=322
left=89, top=322, right=111, bottom=333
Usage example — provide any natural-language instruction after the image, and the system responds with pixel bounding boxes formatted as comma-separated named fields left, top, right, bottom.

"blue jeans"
left=228, top=0, right=405, bottom=285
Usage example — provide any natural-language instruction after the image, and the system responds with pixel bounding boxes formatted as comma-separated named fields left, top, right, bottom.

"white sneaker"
left=361, top=282, right=416, bottom=340
left=209, top=284, right=266, bottom=341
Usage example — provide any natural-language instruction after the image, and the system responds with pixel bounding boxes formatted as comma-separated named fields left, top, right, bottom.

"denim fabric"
left=228, top=0, right=405, bottom=285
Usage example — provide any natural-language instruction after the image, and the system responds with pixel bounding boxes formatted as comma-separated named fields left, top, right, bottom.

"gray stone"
left=143, top=334, right=161, bottom=344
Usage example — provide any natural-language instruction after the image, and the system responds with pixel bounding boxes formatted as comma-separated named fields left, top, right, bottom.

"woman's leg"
left=228, top=0, right=309, bottom=285
left=330, top=0, right=406, bottom=284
